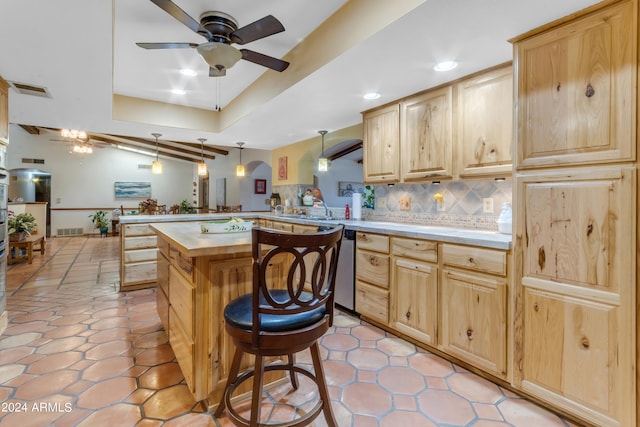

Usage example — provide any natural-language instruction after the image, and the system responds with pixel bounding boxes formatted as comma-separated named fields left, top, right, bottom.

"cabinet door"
left=356, top=279, right=389, bottom=324
left=392, top=258, right=438, bottom=345
left=441, top=268, right=507, bottom=378
left=401, top=86, right=453, bottom=181
left=514, top=0, right=635, bottom=169
left=455, top=64, right=513, bottom=177
left=363, top=104, right=400, bottom=183
left=514, top=166, right=635, bottom=426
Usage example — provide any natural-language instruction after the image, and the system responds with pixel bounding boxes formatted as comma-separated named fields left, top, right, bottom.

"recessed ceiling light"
left=434, top=60, right=458, bottom=72
left=171, top=89, right=186, bottom=95
left=363, top=92, right=381, bottom=100
left=180, top=68, right=197, bottom=77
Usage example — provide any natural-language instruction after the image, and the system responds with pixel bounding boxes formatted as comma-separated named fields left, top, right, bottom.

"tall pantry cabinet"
left=510, top=0, right=637, bottom=426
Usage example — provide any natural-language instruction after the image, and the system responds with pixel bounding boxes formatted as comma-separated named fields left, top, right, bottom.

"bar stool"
left=214, top=225, right=344, bottom=427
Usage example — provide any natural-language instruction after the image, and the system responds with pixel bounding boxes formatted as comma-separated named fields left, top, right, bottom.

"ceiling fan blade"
left=150, top=0, right=208, bottom=37
left=230, top=15, right=284, bottom=45
left=136, top=42, right=198, bottom=49
left=209, top=67, right=226, bottom=77
left=240, top=49, right=289, bottom=72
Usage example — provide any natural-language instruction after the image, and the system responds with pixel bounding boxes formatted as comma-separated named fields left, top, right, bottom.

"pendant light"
left=197, top=138, right=208, bottom=176
left=318, top=130, right=328, bottom=172
left=236, top=142, right=245, bottom=177
left=151, top=133, right=163, bottom=174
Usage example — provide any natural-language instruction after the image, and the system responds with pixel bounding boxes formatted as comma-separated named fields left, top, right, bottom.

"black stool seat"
left=224, top=290, right=326, bottom=332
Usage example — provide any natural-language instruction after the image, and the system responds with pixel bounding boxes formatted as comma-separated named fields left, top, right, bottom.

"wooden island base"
left=152, top=222, right=286, bottom=406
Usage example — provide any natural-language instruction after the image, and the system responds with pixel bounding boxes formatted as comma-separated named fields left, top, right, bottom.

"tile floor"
left=0, top=235, right=583, bottom=427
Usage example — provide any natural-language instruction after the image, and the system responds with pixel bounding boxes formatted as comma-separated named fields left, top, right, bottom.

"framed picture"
left=338, top=181, right=364, bottom=197
left=114, top=182, right=152, bottom=198
left=278, top=156, right=288, bottom=180
left=255, top=179, right=266, bottom=194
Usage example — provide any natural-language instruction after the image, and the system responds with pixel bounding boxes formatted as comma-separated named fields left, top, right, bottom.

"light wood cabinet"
left=355, top=232, right=390, bottom=324
left=0, top=76, right=8, bottom=144
left=513, top=0, right=635, bottom=169
left=454, top=64, right=513, bottom=178
left=362, top=104, right=400, bottom=183
left=391, top=237, right=438, bottom=345
left=441, top=267, right=507, bottom=378
left=401, top=86, right=453, bottom=181
left=120, top=223, right=158, bottom=291
left=513, top=166, right=635, bottom=426
left=156, top=239, right=169, bottom=332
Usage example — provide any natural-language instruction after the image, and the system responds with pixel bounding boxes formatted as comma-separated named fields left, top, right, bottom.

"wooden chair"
left=214, top=225, right=344, bottom=427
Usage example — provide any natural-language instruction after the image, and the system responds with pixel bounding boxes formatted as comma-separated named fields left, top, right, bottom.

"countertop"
left=151, top=221, right=253, bottom=258
left=139, top=212, right=511, bottom=251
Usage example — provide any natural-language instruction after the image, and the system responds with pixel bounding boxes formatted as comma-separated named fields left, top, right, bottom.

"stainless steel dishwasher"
left=334, top=228, right=355, bottom=312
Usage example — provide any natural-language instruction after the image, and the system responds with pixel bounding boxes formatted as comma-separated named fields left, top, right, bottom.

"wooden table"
left=8, top=234, right=46, bottom=264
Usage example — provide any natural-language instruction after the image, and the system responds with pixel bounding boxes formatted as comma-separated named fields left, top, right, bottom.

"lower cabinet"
left=355, top=232, right=390, bottom=325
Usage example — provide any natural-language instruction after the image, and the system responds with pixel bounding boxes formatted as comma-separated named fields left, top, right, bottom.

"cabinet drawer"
left=123, top=248, right=158, bottom=263
left=356, top=250, right=389, bottom=289
left=169, top=246, right=194, bottom=280
left=391, top=237, right=437, bottom=262
left=122, top=262, right=157, bottom=284
left=157, top=252, right=169, bottom=297
left=169, top=307, right=194, bottom=393
left=124, top=223, right=155, bottom=236
left=271, top=221, right=293, bottom=232
left=356, top=232, right=389, bottom=253
left=441, top=244, right=506, bottom=276
left=356, top=280, right=389, bottom=324
left=169, top=266, right=194, bottom=337
left=124, top=235, right=157, bottom=250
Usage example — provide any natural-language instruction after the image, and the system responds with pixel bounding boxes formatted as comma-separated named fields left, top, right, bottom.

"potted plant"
left=89, top=210, right=110, bottom=236
left=178, top=199, right=196, bottom=214
left=8, top=211, right=37, bottom=241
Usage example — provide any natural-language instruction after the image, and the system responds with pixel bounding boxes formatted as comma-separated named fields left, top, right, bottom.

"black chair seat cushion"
left=224, top=290, right=326, bottom=333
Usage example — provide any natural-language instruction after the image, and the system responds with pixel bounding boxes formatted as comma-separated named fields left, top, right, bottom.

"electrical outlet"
left=377, top=197, right=387, bottom=208
left=483, top=198, right=494, bottom=213
left=399, top=196, right=411, bottom=211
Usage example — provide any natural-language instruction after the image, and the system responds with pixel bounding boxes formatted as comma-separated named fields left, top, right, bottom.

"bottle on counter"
left=345, top=204, right=350, bottom=220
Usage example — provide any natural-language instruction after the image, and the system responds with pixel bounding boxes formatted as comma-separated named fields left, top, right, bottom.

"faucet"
left=313, top=198, right=330, bottom=217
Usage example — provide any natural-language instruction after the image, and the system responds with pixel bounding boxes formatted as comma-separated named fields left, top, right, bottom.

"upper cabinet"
left=401, top=86, right=453, bottom=181
left=362, top=104, right=400, bottom=183
left=513, top=0, right=636, bottom=169
left=0, top=76, right=8, bottom=144
left=454, top=64, right=513, bottom=177
left=362, top=63, right=513, bottom=184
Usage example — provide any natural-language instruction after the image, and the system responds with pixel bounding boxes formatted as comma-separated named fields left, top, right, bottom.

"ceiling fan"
left=136, top=0, right=290, bottom=77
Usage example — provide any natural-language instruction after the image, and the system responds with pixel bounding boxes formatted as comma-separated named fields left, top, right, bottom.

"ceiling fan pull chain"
left=216, top=78, right=221, bottom=111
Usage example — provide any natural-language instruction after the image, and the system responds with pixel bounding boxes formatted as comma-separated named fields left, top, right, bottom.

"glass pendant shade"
left=151, top=132, right=162, bottom=174
left=235, top=142, right=245, bottom=177
left=318, top=130, right=328, bottom=172
left=152, top=160, right=163, bottom=174
left=197, top=138, right=208, bottom=176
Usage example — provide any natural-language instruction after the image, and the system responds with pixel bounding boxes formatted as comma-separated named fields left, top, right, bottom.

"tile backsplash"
left=273, top=179, right=512, bottom=231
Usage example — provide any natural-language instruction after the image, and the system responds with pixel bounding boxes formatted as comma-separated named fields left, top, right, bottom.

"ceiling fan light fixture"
left=196, top=42, right=242, bottom=71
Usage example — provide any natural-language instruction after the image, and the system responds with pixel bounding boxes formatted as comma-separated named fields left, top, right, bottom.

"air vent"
left=8, top=81, right=52, bottom=98
left=21, top=158, right=45, bottom=164
left=138, top=164, right=152, bottom=169
left=56, top=228, right=84, bottom=236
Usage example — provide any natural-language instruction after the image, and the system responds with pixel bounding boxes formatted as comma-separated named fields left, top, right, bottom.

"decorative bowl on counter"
left=200, top=218, right=253, bottom=233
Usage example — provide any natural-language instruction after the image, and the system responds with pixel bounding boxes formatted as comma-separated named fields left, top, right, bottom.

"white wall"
left=7, top=125, right=196, bottom=234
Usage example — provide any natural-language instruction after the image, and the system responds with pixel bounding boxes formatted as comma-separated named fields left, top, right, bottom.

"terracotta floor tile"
left=0, top=236, right=581, bottom=427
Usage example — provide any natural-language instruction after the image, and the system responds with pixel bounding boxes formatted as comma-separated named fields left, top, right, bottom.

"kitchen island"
left=150, top=221, right=286, bottom=409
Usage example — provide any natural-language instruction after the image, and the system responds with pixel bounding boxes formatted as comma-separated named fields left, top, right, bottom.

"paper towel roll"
left=352, top=193, right=362, bottom=220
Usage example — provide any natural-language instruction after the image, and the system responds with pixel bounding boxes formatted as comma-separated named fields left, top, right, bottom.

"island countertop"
left=151, top=221, right=254, bottom=258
